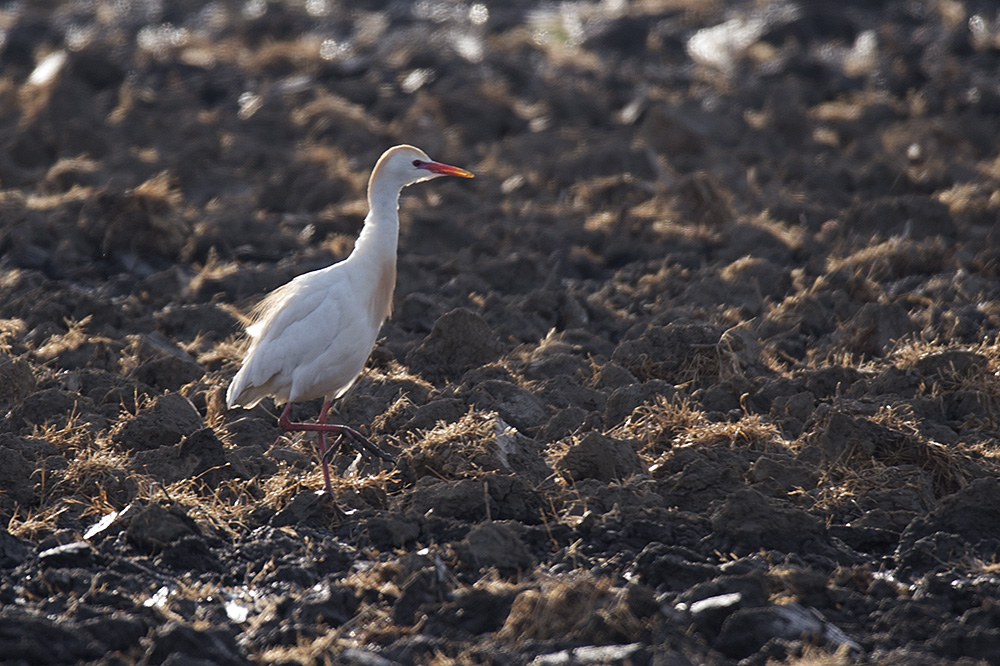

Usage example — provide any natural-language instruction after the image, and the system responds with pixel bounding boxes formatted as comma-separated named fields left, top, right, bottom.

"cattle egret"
left=227, top=145, right=474, bottom=508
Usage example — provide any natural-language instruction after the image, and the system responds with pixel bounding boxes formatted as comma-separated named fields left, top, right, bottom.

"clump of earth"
left=3, top=1, right=1000, bottom=665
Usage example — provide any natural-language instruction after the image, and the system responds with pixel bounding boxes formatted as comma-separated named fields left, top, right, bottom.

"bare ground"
left=3, top=1, right=1000, bottom=665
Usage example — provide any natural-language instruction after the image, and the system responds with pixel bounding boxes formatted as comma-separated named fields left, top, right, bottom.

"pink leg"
left=279, top=401, right=335, bottom=497
left=315, top=398, right=336, bottom=496
left=277, top=401, right=393, bottom=506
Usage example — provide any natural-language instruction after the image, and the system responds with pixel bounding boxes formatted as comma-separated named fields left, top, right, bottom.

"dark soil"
left=3, top=1, right=1000, bottom=665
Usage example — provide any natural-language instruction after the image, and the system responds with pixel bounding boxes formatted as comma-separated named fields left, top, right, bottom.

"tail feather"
left=227, top=362, right=286, bottom=409
left=226, top=367, right=262, bottom=409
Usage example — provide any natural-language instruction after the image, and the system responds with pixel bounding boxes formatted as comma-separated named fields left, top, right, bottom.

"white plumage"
left=227, top=258, right=380, bottom=407
left=226, top=145, right=474, bottom=506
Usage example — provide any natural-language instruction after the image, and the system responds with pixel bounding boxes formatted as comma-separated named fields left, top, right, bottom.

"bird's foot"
left=330, top=427, right=395, bottom=464
left=280, top=414, right=395, bottom=463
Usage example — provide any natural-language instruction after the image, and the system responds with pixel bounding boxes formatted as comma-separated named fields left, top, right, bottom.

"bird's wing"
left=242, top=271, right=319, bottom=342
left=227, top=266, right=372, bottom=407
left=227, top=273, right=327, bottom=406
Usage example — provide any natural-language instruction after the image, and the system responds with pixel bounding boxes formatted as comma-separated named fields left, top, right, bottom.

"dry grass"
left=333, top=468, right=398, bottom=510
left=7, top=502, right=73, bottom=541
left=404, top=409, right=514, bottom=481
left=199, top=334, right=247, bottom=374
left=889, top=336, right=1000, bottom=430
left=498, top=573, right=643, bottom=644
left=612, top=394, right=704, bottom=454
left=6, top=400, right=331, bottom=540
left=366, top=362, right=435, bottom=429
left=766, top=645, right=855, bottom=666
left=28, top=412, right=133, bottom=505
left=869, top=404, right=970, bottom=492
left=7, top=409, right=130, bottom=538
left=802, top=336, right=1000, bottom=496
left=677, top=341, right=727, bottom=387
left=826, top=236, right=948, bottom=282
left=676, top=411, right=785, bottom=452
left=156, top=476, right=257, bottom=537
left=803, top=400, right=971, bottom=507
left=0, top=318, right=26, bottom=353
left=614, top=395, right=787, bottom=462
left=32, top=315, right=92, bottom=358
left=937, top=181, right=1000, bottom=221
left=811, top=461, right=935, bottom=517
left=52, top=445, right=136, bottom=508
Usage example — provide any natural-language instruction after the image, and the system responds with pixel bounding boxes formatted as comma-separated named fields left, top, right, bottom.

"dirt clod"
left=459, top=521, right=535, bottom=570
left=406, top=308, right=505, bottom=382
left=556, top=432, right=644, bottom=483
left=111, top=392, right=204, bottom=452
left=124, top=503, right=202, bottom=554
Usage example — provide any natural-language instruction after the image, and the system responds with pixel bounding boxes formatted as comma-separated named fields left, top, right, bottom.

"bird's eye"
left=412, top=160, right=423, bottom=167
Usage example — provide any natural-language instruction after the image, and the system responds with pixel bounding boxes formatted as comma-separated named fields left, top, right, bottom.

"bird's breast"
left=366, top=256, right=397, bottom=325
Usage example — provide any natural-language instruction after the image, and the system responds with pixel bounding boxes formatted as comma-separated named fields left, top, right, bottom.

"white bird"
left=227, top=145, right=474, bottom=507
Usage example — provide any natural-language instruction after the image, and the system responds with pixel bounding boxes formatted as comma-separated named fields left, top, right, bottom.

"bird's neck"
left=355, top=183, right=402, bottom=259
left=353, top=183, right=401, bottom=323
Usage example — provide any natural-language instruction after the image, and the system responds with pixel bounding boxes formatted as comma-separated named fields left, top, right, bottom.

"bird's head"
left=372, top=145, right=475, bottom=190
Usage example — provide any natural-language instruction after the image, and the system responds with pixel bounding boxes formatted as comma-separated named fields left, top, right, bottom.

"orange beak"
left=421, top=161, right=474, bottom=178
